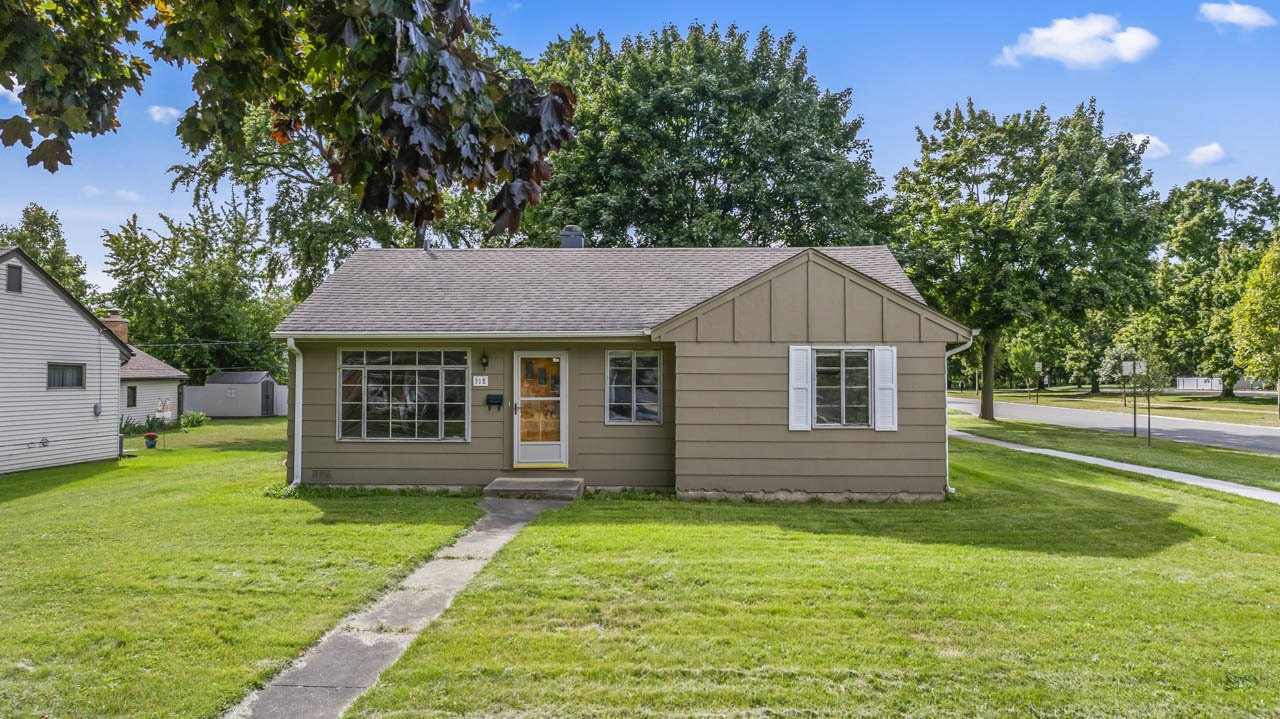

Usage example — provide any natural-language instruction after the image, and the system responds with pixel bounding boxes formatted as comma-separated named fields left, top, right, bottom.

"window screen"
left=126, top=385, right=137, bottom=407
left=606, top=350, right=661, bottom=424
left=48, top=363, right=85, bottom=389
left=813, top=349, right=870, bottom=427
left=338, top=350, right=468, bottom=440
left=6, top=265, right=20, bottom=292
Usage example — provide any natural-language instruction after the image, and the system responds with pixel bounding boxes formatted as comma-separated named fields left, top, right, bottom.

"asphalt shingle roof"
left=121, top=345, right=189, bottom=380
left=206, top=371, right=272, bottom=384
left=274, top=246, right=924, bottom=335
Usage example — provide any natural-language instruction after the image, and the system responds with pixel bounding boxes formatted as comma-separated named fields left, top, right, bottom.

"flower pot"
left=145, top=439, right=157, bottom=449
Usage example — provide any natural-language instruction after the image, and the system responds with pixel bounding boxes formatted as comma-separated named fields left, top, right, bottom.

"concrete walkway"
left=948, top=397, right=1280, bottom=455
left=226, top=498, right=566, bottom=719
left=950, top=430, right=1280, bottom=506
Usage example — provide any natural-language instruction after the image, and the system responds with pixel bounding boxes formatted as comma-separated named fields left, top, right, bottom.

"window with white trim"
left=813, top=349, right=871, bottom=427
left=606, top=350, right=661, bottom=424
left=47, top=363, right=85, bottom=389
left=338, top=349, right=469, bottom=440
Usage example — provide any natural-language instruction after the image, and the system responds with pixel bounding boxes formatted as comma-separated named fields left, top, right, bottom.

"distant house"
left=271, top=237, right=972, bottom=501
left=200, top=371, right=280, bottom=418
left=98, top=310, right=189, bottom=424
left=0, top=247, right=131, bottom=474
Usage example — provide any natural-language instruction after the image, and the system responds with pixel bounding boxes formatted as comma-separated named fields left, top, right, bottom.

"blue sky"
left=2, top=0, right=1277, bottom=289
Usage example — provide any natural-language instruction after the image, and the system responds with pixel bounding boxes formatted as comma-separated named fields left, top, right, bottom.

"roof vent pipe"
left=559, top=225, right=585, bottom=248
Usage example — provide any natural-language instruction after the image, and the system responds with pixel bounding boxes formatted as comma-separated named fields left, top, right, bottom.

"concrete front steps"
left=483, top=477, right=585, bottom=501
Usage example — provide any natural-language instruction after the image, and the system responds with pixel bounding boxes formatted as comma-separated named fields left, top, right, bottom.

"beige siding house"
left=1, top=247, right=132, bottom=474
left=98, top=311, right=189, bottom=424
left=273, top=242, right=969, bottom=500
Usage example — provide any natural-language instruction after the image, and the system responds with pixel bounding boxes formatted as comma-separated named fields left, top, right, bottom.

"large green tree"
left=512, top=23, right=886, bottom=247
left=1232, top=241, right=1280, bottom=418
left=102, top=193, right=292, bottom=384
left=1, top=0, right=573, bottom=234
left=892, top=100, right=1160, bottom=419
left=0, top=202, right=96, bottom=303
left=1154, top=177, right=1279, bottom=396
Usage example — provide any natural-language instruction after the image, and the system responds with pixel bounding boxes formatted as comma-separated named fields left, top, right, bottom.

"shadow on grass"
left=265, top=483, right=484, bottom=525
left=0, top=457, right=124, bottom=506
left=532, top=445, right=1202, bottom=560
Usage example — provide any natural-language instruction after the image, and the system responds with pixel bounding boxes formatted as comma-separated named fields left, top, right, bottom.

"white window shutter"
left=788, top=346, right=812, bottom=431
left=873, top=345, right=898, bottom=431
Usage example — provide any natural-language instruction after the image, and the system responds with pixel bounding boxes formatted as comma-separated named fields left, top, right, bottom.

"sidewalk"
left=949, top=430, right=1280, bottom=506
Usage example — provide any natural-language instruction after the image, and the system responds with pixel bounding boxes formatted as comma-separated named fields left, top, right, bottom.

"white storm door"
left=513, top=351, right=568, bottom=466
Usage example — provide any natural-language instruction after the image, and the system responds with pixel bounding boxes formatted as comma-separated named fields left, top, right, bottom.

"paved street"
left=949, top=397, right=1280, bottom=456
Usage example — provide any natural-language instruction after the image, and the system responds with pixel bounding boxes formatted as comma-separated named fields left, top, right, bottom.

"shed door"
left=513, top=352, right=567, bottom=467
left=261, top=381, right=273, bottom=417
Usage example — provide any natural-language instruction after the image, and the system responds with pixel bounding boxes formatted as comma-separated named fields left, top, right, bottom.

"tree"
left=1232, top=241, right=1280, bottom=419
left=516, top=23, right=886, bottom=247
left=1005, top=342, right=1038, bottom=399
left=1065, top=310, right=1121, bottom=393
left=892, top=99, right=1160, bottom=419
left=102, top=193, right=292, bottom=384
left=1156, top=178, right=1279, bottom=396
left=0, top=203, right=96, bottom=303
left=1, top=1, right=574, bottom=235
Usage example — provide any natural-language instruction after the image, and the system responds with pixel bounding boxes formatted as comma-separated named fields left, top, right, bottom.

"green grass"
left=0, top=417, right=484, bottom=718
left=949, top=389, right=1280, bottom=427
left=950, top=416, right=1280, bottom=493
left=349, top=444, right=1280, bottom=718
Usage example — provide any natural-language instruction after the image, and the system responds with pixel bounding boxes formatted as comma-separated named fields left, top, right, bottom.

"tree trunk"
left=1221, top=370, right=1238, bottom=398
left=1090, top=374, right=1100, bottom=394
left=980, top=335, right=998, bottom=420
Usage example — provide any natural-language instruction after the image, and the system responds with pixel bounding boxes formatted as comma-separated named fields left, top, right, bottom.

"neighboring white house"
left=0, top=247, right=132, bottom=474
left=199, top=371, right=280, bottom=417
left=98, top=310, right=189, bottom=424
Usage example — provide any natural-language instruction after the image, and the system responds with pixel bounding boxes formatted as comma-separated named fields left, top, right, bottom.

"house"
left=0, top=246, right=131, bottom=474
left=271, top=236, right=971, bottom=501
left=197, top=371, right=281, bottom=418
left=97, top=310, right=189, bottom=424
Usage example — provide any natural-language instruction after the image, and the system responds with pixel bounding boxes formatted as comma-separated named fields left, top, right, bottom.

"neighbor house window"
left=338, top=349, right=469, bottom=440
left=126, top=386, right=137, bottom=407
left=813, top=349, right=871, bottom=427
left=48, top=363, right=85, bottom=389
left=606, top=350, right=661, bottom=424
left=6, top=265, right=20, bottom=292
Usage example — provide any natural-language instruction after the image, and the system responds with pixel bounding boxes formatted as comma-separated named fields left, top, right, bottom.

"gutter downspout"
left=943, top=329, right=980, bottom=495
left=286, top=338, right=303, bottom=487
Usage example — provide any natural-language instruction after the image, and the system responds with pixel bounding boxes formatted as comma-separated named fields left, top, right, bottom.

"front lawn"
left=351, top=442, right=1280, bottom=718
left=951, top=416, right=1280, bottom=493
left=0, top=417, right=483, bottom=718
left=950, top=389, right=1279, bottom=427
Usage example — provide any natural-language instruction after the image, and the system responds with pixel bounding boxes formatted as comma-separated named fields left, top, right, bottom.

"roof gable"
left=272, top=246, right=927, bottom=337
left=650, top=248, right=969, bottom=343
left=121, top=345, right=189, bottom=380
left=0, top=247, right=132, bottom=358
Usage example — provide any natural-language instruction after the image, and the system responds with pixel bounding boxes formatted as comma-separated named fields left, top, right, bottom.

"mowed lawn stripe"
left=350, top=441, right=1280, bottom=718
left=0, top=418, right=484, bottom=719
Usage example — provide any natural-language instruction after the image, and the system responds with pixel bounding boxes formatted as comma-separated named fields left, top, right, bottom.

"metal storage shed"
left=202, top=371, right=279, bottom=418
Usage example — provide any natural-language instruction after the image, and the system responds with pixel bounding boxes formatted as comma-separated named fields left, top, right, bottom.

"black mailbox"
left=485, top=394, right=504, bottom=408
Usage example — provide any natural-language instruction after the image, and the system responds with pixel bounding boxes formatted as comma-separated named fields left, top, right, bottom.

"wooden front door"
left=513, top=352, right=567, bottom=466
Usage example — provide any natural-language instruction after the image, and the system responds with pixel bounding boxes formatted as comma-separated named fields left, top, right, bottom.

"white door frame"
left=512, top=350, right=569, bottom=467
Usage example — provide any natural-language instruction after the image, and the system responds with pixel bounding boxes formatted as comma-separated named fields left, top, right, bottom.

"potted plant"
left=144, top=432, right=159, bottom=449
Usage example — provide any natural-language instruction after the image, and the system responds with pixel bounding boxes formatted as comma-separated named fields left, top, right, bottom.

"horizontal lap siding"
left=289, top=341, right=675, bottom=488
left=120, top=380, right=180, bottom=424
left=673, top=341, right=949, bottom=495
left=0, top=258, right=123, bottom=474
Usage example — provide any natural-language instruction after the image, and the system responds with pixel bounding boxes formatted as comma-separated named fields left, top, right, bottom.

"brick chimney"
left=100, top=309, right=129, bottom=344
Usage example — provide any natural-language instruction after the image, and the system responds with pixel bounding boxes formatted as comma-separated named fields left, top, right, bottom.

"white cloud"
left=1187, top=142, right=1227, bottom=164
left=0, top=79, right=21, bottom=103
left=1199, top=2, right=1277, bottom=29
left=146, top=105, right=181, bottom=123
left=81, top=185, right=104, bottom=196
left=114, top=189, right=142, bottom=201
left=1129, top=133, right=1171, bottom=159
left=996, top=14, right=1159, bottom=69
left=508, top=1, right=521, bottom=8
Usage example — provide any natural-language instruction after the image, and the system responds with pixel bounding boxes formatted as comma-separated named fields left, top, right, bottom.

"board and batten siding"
left=0, top=256, right=124, bottom=474
left=651, top=250, right=968, bottom=500
left=120, top=379, right=181, bottom=424
left=286, top=340, right=675, bottom=489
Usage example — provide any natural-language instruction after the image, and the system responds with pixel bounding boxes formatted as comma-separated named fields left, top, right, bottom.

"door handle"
left=513, top=402, right=519, bottom=415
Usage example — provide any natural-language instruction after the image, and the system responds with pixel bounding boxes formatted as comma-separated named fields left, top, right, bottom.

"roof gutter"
left=270, top=330, right=652, bottom=340
left=942, top=329, right=980, bottom=496
left=286, top=338, right=304, bottom=487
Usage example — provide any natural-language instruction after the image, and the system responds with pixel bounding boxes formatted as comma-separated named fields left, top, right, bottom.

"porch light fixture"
left=480, top=351, right=489, bottom=370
